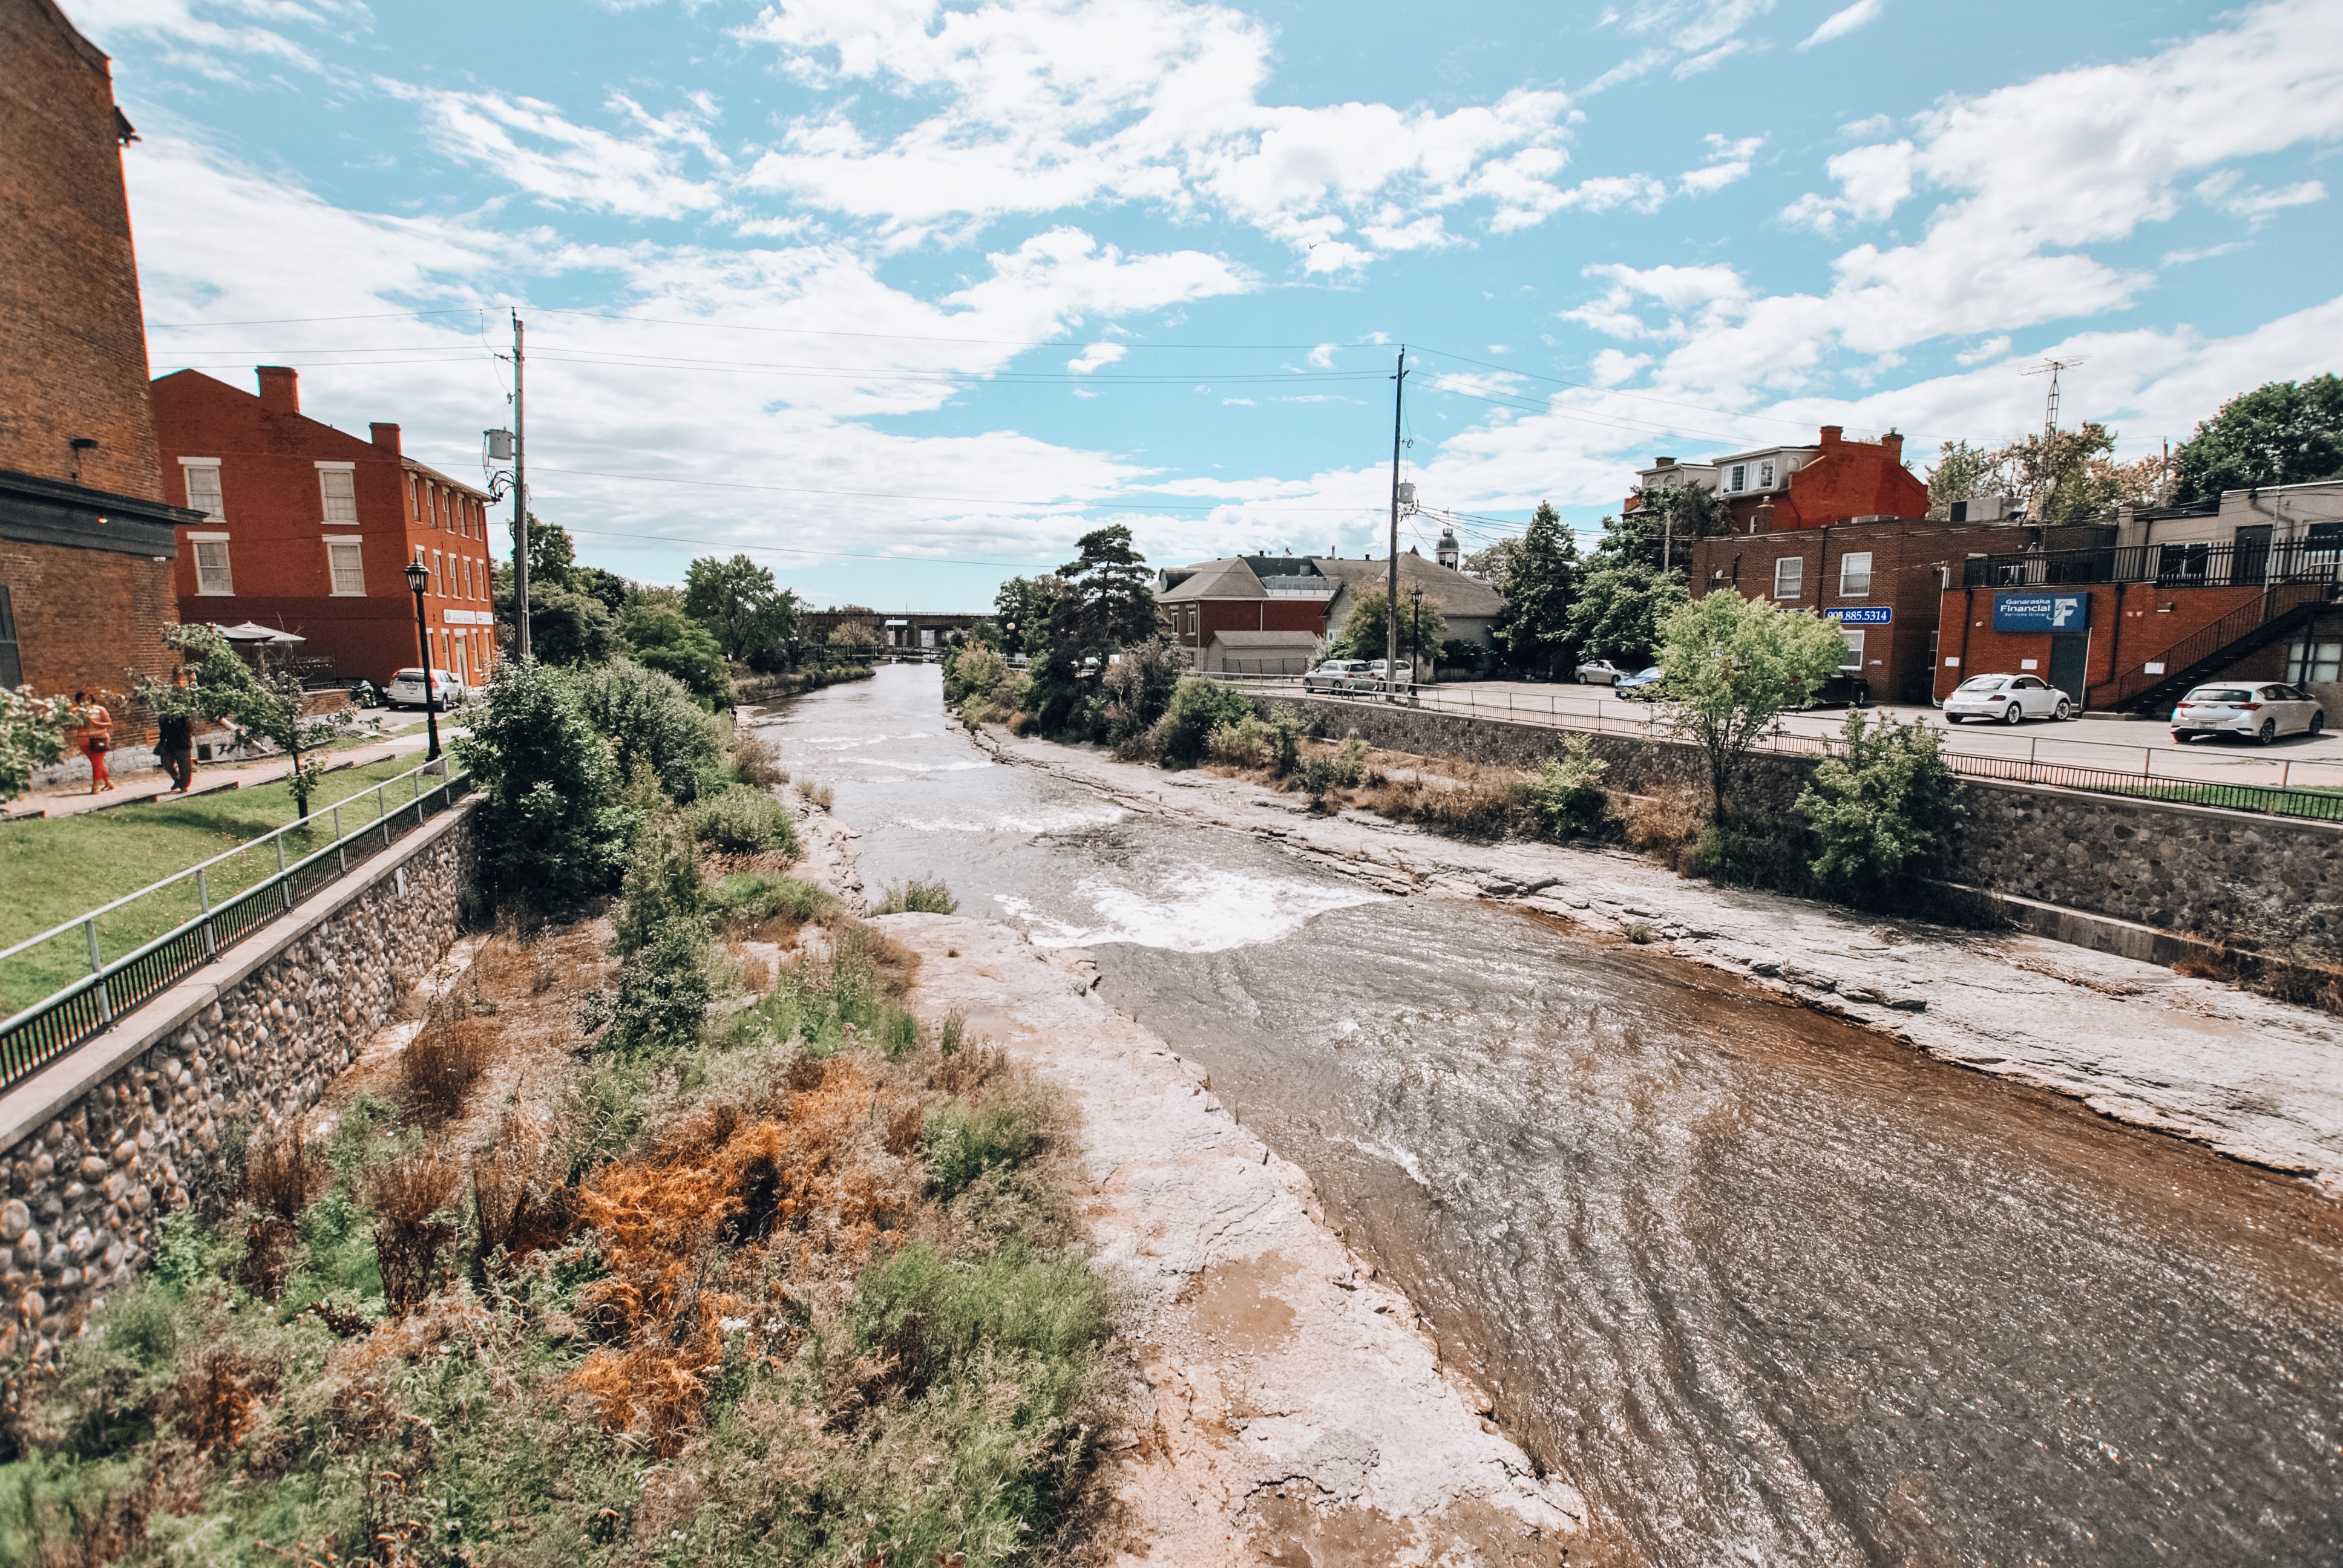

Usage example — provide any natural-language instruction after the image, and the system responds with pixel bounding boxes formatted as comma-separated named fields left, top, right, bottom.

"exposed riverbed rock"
left=876, top=914, right=1588, bottom=1566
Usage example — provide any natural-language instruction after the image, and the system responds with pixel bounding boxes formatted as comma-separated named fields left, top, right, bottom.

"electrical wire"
left=528, top=463, right=1381, bottom=513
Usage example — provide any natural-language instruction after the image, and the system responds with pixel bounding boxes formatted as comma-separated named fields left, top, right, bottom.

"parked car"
left=1942, top=673, right=2072, bottom=724
left=1345, top=659, right=1415, bottom=693
left=1575, top=658, right=1628, bottom=685
left=1305, top=659, right=1368, bottom=693
left=2171, top=682, right=2325, bottom=744
left=1613, top=665, right=1665, bottom=700
left=1801, top=671, right=1873, bottom=709
left=386, top=667, right=468, bottom=711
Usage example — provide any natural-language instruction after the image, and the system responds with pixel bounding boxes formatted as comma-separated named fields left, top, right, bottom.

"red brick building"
left=150, top=368, right=500, bottom=687
left=1157, top=557, right=1337, bottom=673
left=1636, top=426, right=1930, bottom=535
left=0, top=0, right=196, bottom=711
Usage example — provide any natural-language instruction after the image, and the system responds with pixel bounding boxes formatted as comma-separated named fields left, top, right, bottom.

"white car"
left=386, top=667, right=468, bottom=711
left=1576, top=658, right=1628, bottom=685
left=1944, top=673, right=2073, bottom=724
left=2171, top=682, right=2325, bottom=745
left=1345, top=659, right=1415, bottom=692
left=1305, top=659, right=1368, bottom=692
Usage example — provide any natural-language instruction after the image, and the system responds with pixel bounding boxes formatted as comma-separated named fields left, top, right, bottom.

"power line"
left=529, top=463, right=1379, bottom=513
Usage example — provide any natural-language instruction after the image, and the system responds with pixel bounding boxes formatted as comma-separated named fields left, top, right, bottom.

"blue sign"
left=1824, top=606, right=1892, bottom=625
left=1993, top=592, right=2089, bottom=631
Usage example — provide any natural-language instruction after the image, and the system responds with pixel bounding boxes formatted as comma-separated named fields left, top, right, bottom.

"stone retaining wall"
left=0, top=803, right=476, bottom=1366
left=1254, top=694, right=2343, bottom=959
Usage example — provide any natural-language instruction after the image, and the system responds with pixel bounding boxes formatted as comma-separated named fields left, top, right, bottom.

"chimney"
left=370, top=422, right=402, bottom=457
left=1881, top=428, right=1903, bottom=462
left=1655, top=456, right=1676, bottom=468
left=1818, top=424, right=1843, bottom=448
left=256, top=365, right=300, bottom=413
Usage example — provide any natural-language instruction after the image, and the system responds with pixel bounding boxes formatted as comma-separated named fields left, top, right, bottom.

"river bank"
left=977, top=725, right=2343, bottom=1198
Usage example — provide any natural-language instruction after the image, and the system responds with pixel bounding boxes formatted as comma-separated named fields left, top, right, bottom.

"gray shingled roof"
left=1312, top=554, right=1506, bottom=617
left=1158, top=558, right=1265, bottom=601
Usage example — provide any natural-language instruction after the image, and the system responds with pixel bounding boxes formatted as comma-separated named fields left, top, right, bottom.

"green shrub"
left=1101, top=639, right=1181, bottom=745
left=1689, top=825, right=1801, bottom=888
left=1151, top=676, right=1254, bottom=766
left=597, top=914, right=715, bottom=1056
left=944, top=645, right=1011, bottom=707
left=563, top=656, right=726, bottom=805
left=1265, top=702, right=1305, bottom=776
left=874, top=877, right=958, bottom=915
left=711, top=872, right=830, bottom=926
left=798, top=779, right=835, bottom=811
left=1797, top=710, right=1964, bottom=903
left=1332, top=730, right=1370, bottom=786
left=925, top=1080, right=1052, bottom=1199
left=454, top=660, right=632, bottom=914
left=611, top=812, right=706, bottom=956
left=689, top=785, right=799, bottom=856
left=619, top=600, right=731, bottom=708
left=1519, top=735, right=1610, bottom=838
left=1206, top=713, right=1273, bottom=767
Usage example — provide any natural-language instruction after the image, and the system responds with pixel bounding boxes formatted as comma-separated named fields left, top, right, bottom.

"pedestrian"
left=157, top=706, right=195, bottom=792
left=71, top=690, right=115, bottom=794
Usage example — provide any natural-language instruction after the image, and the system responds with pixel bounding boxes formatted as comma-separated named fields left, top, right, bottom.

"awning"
left=212, top=622, right=306, bottom=644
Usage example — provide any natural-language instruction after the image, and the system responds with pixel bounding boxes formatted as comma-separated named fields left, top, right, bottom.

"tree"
left=526, top=584, right=621, bottom=667
left=1796, top=710, right=1964, bottom=903
left=1333, top=587, right=1445, bottom=663
left=149, top=624, right=354, bottom=818
left=454, top=659, right=632, bottom=913
left=1925, top=440, right=1999, bottom=508
left=2173, top=375, right=2343, bottom=503
left=1492, top=501, right=1581, bottom=674
left=992, top=576, right=1063, bottom=658
left=683, top=554, right=800, bottom=668
left=1567, top=562, right=1688, bottom=668
left=1629, top=483, right=1732, bottom=566
left=1993, top=422, right=2120, bottom=521
left=1029, top=527, right=1156, bottom=736
left=619, top=601, right=730, bottom=708
left=1655, top=592, right=1848, bottom=822
left=525, top=515, right=574, bottom=591
left=563, top=658, right=726, bottom=805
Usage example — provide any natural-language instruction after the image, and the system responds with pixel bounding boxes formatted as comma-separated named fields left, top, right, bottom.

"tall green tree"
left=525, top=515, right=575, bottom=590
left=1656, top=592, right=1847, bottom=822
left=1031, top=527, right=1155, bottom=736
left=456, top=659, right=632, bottom=913
left=148, top=624, right=355, bottom=818
left=2173, top=375, right=2343, bottom=503
left=1492, top=501, right=1581, bottom=674
left=1925, top=440, right=1999, bottom=508
left=1567, top=562, right=1688, bottom=668
left=683, top=553, right=800, bottom=668
left=1334, top=587, right=1446, bottom=663
left=619, top=601, right=730, bottom=708
left=1629, top=483, right=1732, bottom=565
left=992, top=576, right=1063, bottom=658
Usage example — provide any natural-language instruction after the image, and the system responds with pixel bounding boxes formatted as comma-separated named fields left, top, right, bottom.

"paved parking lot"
left=1380, top=681, right=2343, bottom=791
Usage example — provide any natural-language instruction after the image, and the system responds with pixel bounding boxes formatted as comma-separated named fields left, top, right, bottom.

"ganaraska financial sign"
left=1991, top=592, right=2089, bottom=631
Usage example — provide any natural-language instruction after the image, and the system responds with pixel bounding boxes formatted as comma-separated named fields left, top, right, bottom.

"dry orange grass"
left=571, top=1056, right=926, bottom=1451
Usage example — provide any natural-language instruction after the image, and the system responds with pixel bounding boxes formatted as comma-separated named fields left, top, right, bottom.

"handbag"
left=88, top=734, right=110, bottom=754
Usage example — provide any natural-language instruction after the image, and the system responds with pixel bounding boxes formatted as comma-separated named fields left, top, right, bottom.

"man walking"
left=157, top=705, right=195, bottom=792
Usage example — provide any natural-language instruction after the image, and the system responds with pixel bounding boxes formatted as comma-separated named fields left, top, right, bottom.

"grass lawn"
left=0, top=754, right=442, bottom=1016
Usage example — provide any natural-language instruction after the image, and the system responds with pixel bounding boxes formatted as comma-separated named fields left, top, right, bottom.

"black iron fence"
left=0, top=760, right=471, bottom=1094
left=1962, top=537, right=2343, bottom=590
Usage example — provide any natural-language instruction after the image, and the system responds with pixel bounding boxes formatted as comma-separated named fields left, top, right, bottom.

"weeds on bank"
left=873, top=878, right=960, bottom=916
left=1, top=730, right=1104, bottom=1568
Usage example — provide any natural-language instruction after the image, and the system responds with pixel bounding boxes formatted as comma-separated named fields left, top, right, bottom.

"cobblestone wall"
left=1254, top=694, right=2343, bottom=958
left=0, top=808, right=475, bottom=1365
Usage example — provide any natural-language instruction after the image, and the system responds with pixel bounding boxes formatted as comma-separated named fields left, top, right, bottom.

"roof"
left=1211, top=630, right=1322, bottom=648
left=1158, top=557, right=1265, bottom=602
left=401, top=457, right=493, bottom=502
left=1312, top=554, right=1506, bottom=617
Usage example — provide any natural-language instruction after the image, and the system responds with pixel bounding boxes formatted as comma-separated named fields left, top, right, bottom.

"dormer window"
left=1726, top=464, right=1746, bottom=492
left=1758, top=459, right=1775, bottom=489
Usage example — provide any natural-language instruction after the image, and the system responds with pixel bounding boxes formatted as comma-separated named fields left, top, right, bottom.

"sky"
left=71, top=0, right=2343, bottom=610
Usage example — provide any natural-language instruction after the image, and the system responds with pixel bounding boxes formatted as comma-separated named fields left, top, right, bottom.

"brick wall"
left=1933, top=583, right=2276, bottom=703
left=0, top=0, right=163, bottom=503
left=1726, top=427, right=1928, bottom=533
left=0, top=538, right=179, bottom=738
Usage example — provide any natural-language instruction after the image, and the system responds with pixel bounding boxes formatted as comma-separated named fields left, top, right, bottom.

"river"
left=755, top=666, right=2343, bottom=1566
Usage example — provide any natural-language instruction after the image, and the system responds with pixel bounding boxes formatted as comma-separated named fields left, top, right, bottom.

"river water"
left=756, top=667, right=2343, bottom=1566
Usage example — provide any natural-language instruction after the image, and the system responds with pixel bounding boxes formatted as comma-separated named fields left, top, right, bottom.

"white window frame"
left=178, top=457, right=225, bottom=520
left=1839, top=551, right=1873, bottom=596
left=431, top=550, right=444, bottom=592
left=316, top=460, right=358, bottom=523
left=1757, top=459, right=1775, bottom=489
left=2286, top=636, right=2343, bottom=684
left=1772, top=556, right=1804, bottom=600
left=189, top=532, right=234, bottom=596
left=1727, top=463, right=1747, bottom=492
left=325, top=535, right=367, bottom=596
left=1838, top=628, right=1864, bottom=671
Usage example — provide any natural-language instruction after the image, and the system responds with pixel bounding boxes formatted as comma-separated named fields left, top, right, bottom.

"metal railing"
left=1962, top=538, right=2343, bottom=589
left=1207, top=674, right=2343, bottom=823
left=0, top=757, right=472, bottom=1094
left=2093, top=583, right=2332, bottom=710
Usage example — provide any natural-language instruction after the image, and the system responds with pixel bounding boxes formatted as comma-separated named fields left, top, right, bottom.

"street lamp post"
left=1409, top=585, right=1424, bottom=701
left=404, top=557, right=441, bottom=761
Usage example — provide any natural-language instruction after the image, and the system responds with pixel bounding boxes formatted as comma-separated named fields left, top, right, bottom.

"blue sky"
left=74, top=0, right=2343, bottom=609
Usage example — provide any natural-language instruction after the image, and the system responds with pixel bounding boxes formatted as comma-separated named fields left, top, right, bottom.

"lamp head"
left=404, top=559, right=429, bottom=593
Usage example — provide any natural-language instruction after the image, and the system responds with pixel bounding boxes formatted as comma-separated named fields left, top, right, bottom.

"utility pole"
left=1387, top=346, right=1408, bottom=703
left=511, top=310, right=531, bottom=661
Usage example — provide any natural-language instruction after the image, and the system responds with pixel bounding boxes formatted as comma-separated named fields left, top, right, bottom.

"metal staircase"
left=2096, top=582, right=2337, bottom=713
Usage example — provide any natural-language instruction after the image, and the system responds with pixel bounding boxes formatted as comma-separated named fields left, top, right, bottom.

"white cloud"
left=733, top=0, right=1579, bottom=263
left=2198, top=175, right=2327, bottom=225
left=1680, top=132, right=1763, bottom=194
left=1585, top=0, right=1774, bottom=88
left=1799, top=0, right=1885, bottom=50
left=382, top=84, right=727, bottom=220
left=1555, top=173, right=1669, bottom=214
left=1067, top=341, right=1129, bottom=373
left=70, top=0, right=356, bottom=80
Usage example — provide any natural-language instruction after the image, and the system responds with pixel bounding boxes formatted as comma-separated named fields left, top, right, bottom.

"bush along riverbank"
left=732, top=662, right=875, bottom=708
left=0, top=659, right=1109, bottom=1568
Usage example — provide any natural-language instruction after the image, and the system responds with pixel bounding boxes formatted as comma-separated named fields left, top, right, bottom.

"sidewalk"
left=4, top=726, right=443, bottom=822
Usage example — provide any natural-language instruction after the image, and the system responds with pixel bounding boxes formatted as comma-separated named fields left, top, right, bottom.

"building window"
left=0, top=584, right=19, bottom=689
left=1772, top=557, right=1803, bottom=600
left=191, top=535, right=234, bottom=595
left=1840, top=551, right=1873, bottom=596
left=1757, top=459, right=1775, bottom=489
left=431, top=550, right=444, bottom=591
left=319, top=466, right=358, bottom=522
left=2286, top=636, right=2343, bottom=684
left=1838, top=628, right=1864, bottom=671
left=183, top=463, right=224, bottom=520
left=327, top=539, right=366, bottom=596
left=2307, top=522, right=2343, bottom=559
left=1727, top=464, right=1747, bottom=492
